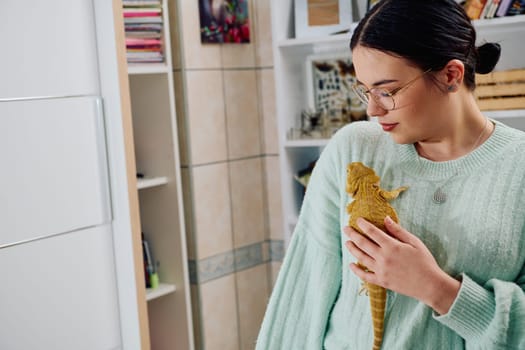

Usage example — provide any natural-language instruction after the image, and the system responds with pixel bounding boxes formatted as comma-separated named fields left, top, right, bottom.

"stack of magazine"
left=123, top=0, right=164, bottom=64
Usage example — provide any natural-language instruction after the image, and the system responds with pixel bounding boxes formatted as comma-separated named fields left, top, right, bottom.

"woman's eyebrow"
left=356, top=78, right=399, bottom=87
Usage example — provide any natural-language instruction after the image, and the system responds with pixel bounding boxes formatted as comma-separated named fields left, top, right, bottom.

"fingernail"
left=385, top=216, right=393, bottom=225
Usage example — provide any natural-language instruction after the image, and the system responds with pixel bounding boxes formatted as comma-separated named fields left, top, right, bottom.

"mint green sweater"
left=256, top=121, right=525, bottom=349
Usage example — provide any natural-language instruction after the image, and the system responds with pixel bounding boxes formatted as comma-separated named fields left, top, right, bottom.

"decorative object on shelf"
left=294, top=0, right=353, bottom=39
left=463, top=0, right=525, bottom=19
left=294, top=160, right=317, bottom=189
left=142, top=232, right=159, bottom=289
left=367, top=0, right=383, bottom=11
left=465, top=0, right=489, bottom=19
left=305, top=53, right=367, bottom=132
left=199, top=0, right=250, bottom=43
left=300, top=109, right=323, bottom=137
left=476, top=68, right=525, bottom=110
left=507, top=0, right=525, bottom=15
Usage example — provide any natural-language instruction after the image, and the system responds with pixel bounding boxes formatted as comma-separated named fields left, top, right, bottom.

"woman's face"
left=352, top=45, right=447, bottom=144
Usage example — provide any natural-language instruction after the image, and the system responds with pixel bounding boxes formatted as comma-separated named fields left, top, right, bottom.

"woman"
left=256, top=0, right=525, bottom=349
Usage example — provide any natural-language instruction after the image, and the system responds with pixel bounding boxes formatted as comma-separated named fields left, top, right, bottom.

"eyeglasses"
left=352, top=69, right=432, bottom=111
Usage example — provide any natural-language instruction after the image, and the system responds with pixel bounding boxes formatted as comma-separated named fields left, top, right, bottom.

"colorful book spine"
left=496, top=0, right=513, bottom=16
left=465, top=0, right=489, bottom=19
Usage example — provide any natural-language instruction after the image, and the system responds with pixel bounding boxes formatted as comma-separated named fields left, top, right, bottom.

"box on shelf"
left=476, top=68, right=525, bottom=110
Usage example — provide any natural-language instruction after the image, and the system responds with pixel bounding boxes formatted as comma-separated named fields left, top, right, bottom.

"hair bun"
left=476, top=42, right=501, bottom=74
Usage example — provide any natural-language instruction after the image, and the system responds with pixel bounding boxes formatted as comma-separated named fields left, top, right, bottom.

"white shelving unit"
left=124, top=0, right=194, bottom=349
left=146, top=283, right=177, bottom=301
left=271, top=0, right=525, bottom=245
left=137, top=176, right=169, bottom=190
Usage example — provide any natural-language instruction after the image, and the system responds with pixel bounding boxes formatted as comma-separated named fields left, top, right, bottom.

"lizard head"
left=346, top=162, right=380, bottom=196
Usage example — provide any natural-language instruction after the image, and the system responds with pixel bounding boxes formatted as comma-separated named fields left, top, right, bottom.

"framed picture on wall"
left=294, top=0, right=353, bottom=39
left=199, top=0, right=250, bottom=43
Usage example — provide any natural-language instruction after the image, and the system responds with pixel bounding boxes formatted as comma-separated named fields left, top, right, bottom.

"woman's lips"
left=380, top=123, right=398, bottom=132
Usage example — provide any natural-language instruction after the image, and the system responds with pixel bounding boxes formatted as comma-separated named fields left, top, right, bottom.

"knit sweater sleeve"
left=255, top=133, right=345, bottom=350
left=434, top=262, right=525, bottom=349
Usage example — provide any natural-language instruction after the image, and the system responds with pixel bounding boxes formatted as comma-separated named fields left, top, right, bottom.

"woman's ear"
left=440, top=59, right=465, bottom=92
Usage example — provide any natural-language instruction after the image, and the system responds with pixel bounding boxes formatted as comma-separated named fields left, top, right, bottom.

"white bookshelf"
left=146, top=283, right=177, bottom=301
left=270, top=0, right=525, bottom=245
left=128, top=63, right=170, bottom=75
left=137, top=176, right=169, bottom=190
left=284, top=138, right=330, bottom=148
left=124, top=0, right=194, bottom=349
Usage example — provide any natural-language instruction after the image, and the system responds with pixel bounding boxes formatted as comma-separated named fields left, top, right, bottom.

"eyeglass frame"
left=352, top=68, right=432, bottom=111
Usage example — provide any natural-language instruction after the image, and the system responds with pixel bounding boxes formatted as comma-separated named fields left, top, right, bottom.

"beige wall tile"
left=224, top=70, right=261, bottom=159
left=186, top=70, right=228, bottom=165
left=192, top=163, right=233, bottom=259
left=220, top=0, right=256, bottom=68
left=261, top=241, right=270, bottom=262
left=229, top=158, right=265, bottom=248
left=270, top=261, right=282, bottom=288
left=257, top=69, right=278, bottom=154
left=264, top=156, right=283, bottom=240
left=253, top=0, right=274, bottom=67
left=200, top=275, right=240, bottom=350
left=236, top=264, right=269, bottom=350
left=178, top=0, right=222, bottom=69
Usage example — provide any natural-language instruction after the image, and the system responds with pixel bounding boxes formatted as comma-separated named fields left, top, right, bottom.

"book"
left=465, top=0, right=489, bottom=19
left=125, top=37, right=162, bottom=46
left=124, top=16, right=162, bottom=24
left=506, top=0, right=525, bottom=15
left=479, top=0, right=494, bottom=18
left=123, top=1, right=165, bottom=64
left=496, top=0, right=513, bottom=16
left=124, top=11, right=161, bottom=18
left=488, top=0, right=502, bottom=18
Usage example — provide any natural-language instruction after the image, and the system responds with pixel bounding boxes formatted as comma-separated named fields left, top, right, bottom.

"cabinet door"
left=0, top=0, right=99, bottom=99
left=0, top=96, right=111, bottom=248
left=0, top=224, right=121, bottom=350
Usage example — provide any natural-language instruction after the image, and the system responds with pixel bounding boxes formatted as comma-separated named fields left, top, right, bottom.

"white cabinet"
left=271, top=0, right=525, bottom=244
left=0, top=0, right=99, bottom=99
left=0, top=225, right=121, bottom=350
left=1, top=1, right=142, bottom=349
left=124, top=0, right=194, bottom=349
left=1, top=97, right=110, bottom=247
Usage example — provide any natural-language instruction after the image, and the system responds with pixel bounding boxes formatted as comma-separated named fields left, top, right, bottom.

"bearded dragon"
left=346, top=162, right=408, bottom=350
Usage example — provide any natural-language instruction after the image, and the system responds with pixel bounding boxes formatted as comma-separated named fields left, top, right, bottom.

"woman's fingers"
left=345, top=239, right=376, bottom=270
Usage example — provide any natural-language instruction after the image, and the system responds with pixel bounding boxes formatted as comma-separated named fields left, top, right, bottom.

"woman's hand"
left=344, top=216, right=461, bottom=315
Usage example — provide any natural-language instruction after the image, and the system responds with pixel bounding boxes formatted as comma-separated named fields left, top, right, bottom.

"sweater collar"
left=396, top=120, right=519, bottom=180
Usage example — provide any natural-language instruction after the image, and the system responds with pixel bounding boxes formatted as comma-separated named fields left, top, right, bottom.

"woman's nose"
left=366, top=99, right=388, bottom=117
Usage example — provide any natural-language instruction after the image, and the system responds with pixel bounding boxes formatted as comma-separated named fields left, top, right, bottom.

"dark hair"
left=350, top=0, right=501, bottom=90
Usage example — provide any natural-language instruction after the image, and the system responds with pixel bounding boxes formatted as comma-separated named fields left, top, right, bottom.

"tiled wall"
left=169, top=1, right=283, bottom=349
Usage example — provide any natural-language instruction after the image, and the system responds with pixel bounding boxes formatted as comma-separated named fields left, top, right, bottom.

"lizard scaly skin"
left=346, top=162, right=408, bottom=350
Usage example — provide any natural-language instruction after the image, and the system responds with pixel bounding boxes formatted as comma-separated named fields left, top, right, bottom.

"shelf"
left=128, top=63, right=170, bottom=75
left=146, top=283, right=176, bottom=301
left=277, top=29, right=355, bottom=50
left=284, top=138, right=330, bottom=148
left=483, top=109, right=525, bottom=119
left=137, top=176, right=169, bottom=190
left=473, top=14, right=525, bottom=29
left=276, top=15, right=525, bottom=53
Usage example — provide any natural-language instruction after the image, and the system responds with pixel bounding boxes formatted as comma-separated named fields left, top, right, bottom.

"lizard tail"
left=367, top=282, right=386, bottom=350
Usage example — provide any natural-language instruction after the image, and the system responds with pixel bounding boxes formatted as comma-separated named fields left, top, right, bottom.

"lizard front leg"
left=380, top=186, right=408, bottom=200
